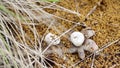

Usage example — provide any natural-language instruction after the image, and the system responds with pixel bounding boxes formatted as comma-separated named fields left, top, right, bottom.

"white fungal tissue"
left=45, top=28, right=98, bottom=60
left=68, top=29, right=98, bottom=59
left=45, top=33, right=60, bottom=45
left=70, top=32, right=85, bottom=47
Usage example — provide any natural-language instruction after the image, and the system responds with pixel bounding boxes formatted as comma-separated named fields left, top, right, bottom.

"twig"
left=74, top=0, right=79, bottom=13
left=43, top=56, right=66, bottom=68
left=96, top=39, right=120, bottom=53
left=109, top=64, right=120, bottom=68
left=85, top=0, right=102, bottom=19
left=43, top=3, right=81, bottom=16
left=91, top=53, right=96, bottom=68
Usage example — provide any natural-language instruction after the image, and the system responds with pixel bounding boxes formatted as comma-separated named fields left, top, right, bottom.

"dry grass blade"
left=85, top=0, right=102, bottom=19
left=90, top=53, right=96, bottom=68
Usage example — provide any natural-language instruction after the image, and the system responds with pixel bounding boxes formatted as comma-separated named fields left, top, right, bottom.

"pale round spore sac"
left=81, top=27, right=95, bottom=38
left=44, top=33, right=60, bottom=45
left=83, top=39, right=98, bottom=53
left=70, top=32, right=85, bottom=47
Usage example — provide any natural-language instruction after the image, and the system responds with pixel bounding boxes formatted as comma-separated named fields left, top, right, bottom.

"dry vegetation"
left=0, top=0, right=120, bottom=68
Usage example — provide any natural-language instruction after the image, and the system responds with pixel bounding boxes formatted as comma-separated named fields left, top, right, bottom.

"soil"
left=22, top=0, right=120, bottom=68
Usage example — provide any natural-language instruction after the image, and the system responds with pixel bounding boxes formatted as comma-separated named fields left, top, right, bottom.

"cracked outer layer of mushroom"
left=44, top=33, right=63, bottom=58
left=44, top=46, right=63, bottom=58
left=68, top=46, right=78, bottom=53
left=81, top=27, right=95, bottom=38
left=68, top=39, right=99, bottom=59
left=77, top=46, right=85, bottom=60
left=83, top=39, right=99, bottom=53
left=44, top=33, right=60, bottom=45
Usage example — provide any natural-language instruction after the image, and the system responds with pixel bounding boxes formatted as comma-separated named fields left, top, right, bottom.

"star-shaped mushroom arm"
left=67, top=39, right=99, bottom=59
left=67, top=46, right=78, bottom=53
left=66, top=46, right=85, bottom=59
left=66, top=44, right=85, bottom=59
left=81, top=27, right=95, bottom=39
left=44, top=46, right=64, bottom=58
left=83, top=39, right=99, bottom=53
left=77, top=46, right=85, bottom=60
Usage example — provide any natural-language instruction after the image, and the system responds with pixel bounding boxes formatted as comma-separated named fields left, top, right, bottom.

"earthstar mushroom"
left=68, top=29, right=98, bottom=59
